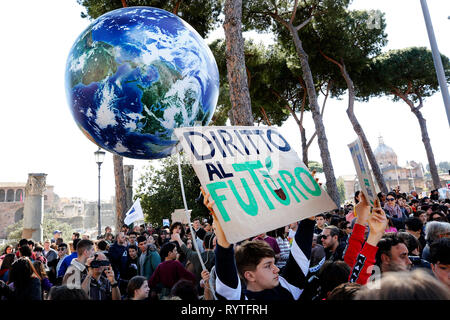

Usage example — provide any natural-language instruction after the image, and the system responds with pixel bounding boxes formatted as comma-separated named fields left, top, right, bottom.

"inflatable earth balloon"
left=65, top=7, right=219, bottom=159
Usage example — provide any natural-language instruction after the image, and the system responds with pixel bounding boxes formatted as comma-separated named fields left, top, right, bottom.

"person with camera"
left=62, top=239, right=94, bottom=289
left=82, top=252, right=121, bottom=300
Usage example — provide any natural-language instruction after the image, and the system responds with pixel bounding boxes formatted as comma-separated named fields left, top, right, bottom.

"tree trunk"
left=394, top=90, right=442, bottom=190
left=287, top=23, right=340, bottom=206
left=340, top=63, right=388, bottom=194
left=223, top=0, right=254, bottom=126
left=410, top=107, right=441, bottom=189
left=124, top=165, right=134, bottom=210
left=113, top=154, right=127, bottom=233
left=173, top=0, right=182, bottom=15
left=287, top=107, right=309, bottom=166
left=300, top=126, right=309, bottom=166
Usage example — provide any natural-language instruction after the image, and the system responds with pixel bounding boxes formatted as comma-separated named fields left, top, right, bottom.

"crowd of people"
left=0, top=186, right=449, bottom=301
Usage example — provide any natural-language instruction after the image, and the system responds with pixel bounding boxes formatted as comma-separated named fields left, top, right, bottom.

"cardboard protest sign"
left=348, top=138, right=378, bottom=206
left=171, top=209, right=192, bottom=224
left=438, top=187, right=450, bottom=200
left=174, top=126, right=337, bottom=244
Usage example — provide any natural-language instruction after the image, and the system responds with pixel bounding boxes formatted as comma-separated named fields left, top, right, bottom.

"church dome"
left=374, top=136, right=398, bottom=167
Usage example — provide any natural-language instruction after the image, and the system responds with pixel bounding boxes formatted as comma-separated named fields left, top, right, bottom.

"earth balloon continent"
left=65, top=7, right=219, bottom=159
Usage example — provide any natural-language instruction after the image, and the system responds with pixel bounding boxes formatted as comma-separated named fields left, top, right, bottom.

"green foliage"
left=134, top=154, right=209, bottom=226
left=209, top=39, right=304, bottom=126
left=308, top=160, right=323, bottom=173
left=240, top=1, right=357, bottom=104
left=308, top=8, right=388, bottom=96
left=76, top=0, right=223, bottom=38
left=242, top=0, right=350, bottom=34
left=427, top=162, right=450, bottom=174
left=438, top=162, right=450, bottom=173
left=5, top=217, right=74, bottom=244
left=360, top=47, right=450, bottom=102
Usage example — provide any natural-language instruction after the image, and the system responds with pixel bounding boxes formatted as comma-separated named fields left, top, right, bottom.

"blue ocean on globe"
left=65, top=7, right=219, bottom=159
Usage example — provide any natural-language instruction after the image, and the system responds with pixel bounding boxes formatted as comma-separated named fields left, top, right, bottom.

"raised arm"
left=344, top=191, right=371, bottom=269
left=348, top=198, right=387, bottom=285
left=280, top=216, right=315, bottom=295
left=201, top=187, right=241, bottom=300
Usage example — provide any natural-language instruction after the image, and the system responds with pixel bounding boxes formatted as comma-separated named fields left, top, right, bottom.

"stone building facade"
left=0, top=182, right=116, bottom=239
left=373, top=136, right=426, bottom=193
left=0, top=182, right=59, bottom=238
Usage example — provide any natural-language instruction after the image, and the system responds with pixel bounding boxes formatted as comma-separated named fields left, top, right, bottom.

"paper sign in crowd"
left=171, top=209, right=192, bottom=225
left=174, top=126, right=337, bottom=244
left=348, top=138, right=378, bottom=206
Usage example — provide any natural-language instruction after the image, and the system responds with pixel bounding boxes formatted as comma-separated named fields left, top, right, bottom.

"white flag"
left=123, top=198, right=144, bottom=226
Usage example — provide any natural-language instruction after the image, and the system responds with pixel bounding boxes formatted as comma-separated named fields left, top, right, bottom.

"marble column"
left=22, top=173, right=47, bottom=242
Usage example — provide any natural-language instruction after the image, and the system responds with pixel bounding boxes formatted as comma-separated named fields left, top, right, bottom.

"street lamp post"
left=420, top=0, right=450, bottom=126
left=94, top=148, right=106, bottom=238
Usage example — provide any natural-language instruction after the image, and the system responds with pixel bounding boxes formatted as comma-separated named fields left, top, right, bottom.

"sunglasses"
left=387, top=198, right=395, bottom=201
left=58, top=247, right=67, bottom=251
left=321, top=235, right=329, bottom=239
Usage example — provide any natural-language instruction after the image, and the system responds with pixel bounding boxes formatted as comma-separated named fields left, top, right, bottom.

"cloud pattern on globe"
left=65, top=7, right=219, bottom=159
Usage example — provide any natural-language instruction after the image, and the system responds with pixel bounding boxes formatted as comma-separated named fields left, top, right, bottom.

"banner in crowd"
left=174, top=126, right=337, bottom=244
left=348, top=138, right=378, bottom=206
left=171, top=209, right=192, bottom=224
left=438, top=187, right=450, bottom=200
left=162, top=219, right=170, bottom=227
left=123, top=198, right=144, bottom=226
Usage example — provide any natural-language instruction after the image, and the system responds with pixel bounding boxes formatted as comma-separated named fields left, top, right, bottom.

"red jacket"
left=148, top=259, right=196, bottom=290
left=344, top=223, right=378, bottom=285
left=15, top=251, right=37, bottom=261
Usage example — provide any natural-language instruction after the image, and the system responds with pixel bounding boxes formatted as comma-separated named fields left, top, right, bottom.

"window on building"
left=6, top=189, right=14, bottom=202
left=0, top=189, right=5, bottom=202
left=44, top=195, right=48, bottom=201
left=15, top=189, right=23, bottom=202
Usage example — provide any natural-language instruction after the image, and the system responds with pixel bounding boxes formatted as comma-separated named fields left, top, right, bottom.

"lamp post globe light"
left=94, top=148, right=106, bottom=238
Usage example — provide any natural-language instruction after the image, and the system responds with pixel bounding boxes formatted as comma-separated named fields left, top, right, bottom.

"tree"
left=337, top=176, right=346, bottom=205
left=134, top=155, right=210, bottom=226
left=113, top=154, right=127, bottom=231
left=308, top=160, right=323, bottom=173
left=210, top=39, right=332, bottom=166
left=362, top=47, right=450, bottom=189
left=312, top=9, right=389, bottom=193
left=209, top=39, right=291, bottom=126
left=77, top=0, right=223, bottom=38
left=223, top=0, right=254, bottom=125
left=242, top=0, right=347, bottom=206
left=6, top=218, right=73, bottom=243
left=438, top=161, right=450, bottom=173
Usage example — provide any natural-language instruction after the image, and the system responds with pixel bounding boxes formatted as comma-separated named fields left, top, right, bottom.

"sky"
left=0, top=0, right=448, bottom=202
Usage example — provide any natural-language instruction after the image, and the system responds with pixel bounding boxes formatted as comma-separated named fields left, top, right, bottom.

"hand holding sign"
left=176, top=126, right=336, bottom=243
left=201, top=186, right=230, bottom=248
left=366, top=198, right=388, bottom=246
left=355, top=190, right=371, bottom=226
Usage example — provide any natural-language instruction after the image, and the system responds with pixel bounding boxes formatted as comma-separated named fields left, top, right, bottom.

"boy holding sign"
left=201, top=187, right=315, bottom=301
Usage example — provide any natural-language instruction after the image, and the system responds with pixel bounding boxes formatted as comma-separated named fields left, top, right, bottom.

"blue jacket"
left=137, top=244, right=161, bottom=280
left=108, top=242, right=128, bottom=280
left=57, top=252, right=78, bottom=278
